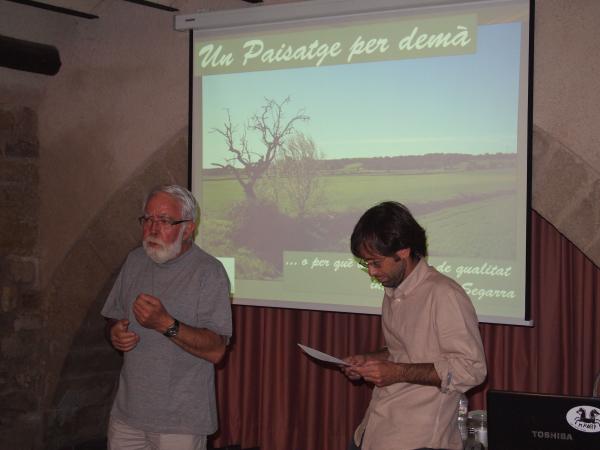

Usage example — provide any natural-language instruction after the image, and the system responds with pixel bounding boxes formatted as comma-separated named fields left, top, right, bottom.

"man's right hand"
left=108, top=319, right=140, bottom=352
left=341, top=349, right=390, bottom=381
left=341, top=354, right=369, bottom=380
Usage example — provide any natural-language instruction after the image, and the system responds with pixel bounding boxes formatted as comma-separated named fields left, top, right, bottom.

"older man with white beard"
left=101, top=185, right=232, bottom=450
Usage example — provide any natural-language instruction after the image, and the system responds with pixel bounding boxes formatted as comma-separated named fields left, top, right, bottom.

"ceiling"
left=5, top=0, right=265, bottom=19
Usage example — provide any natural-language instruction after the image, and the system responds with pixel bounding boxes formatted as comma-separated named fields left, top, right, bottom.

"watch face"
left=164, top=319, right=179, bottom=337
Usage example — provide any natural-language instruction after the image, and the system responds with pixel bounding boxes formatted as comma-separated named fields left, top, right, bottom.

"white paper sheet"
left=297, top=343, right=350, bottom=366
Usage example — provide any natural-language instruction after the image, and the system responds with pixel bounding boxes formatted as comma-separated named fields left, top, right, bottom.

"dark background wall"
left=1, top=105, right=43, bottom=448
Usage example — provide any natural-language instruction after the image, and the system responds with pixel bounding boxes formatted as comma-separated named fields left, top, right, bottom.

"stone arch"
left=532, top=125, right=600, bottom=266
left=41, top=128, right=188, bottom=449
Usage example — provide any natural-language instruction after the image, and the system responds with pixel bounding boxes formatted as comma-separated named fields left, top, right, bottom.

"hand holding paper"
left=298, top=343, right=350, bottom=366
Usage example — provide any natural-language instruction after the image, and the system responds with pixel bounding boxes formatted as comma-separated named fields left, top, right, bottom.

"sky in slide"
left=201, top=22, right=522, bottom=168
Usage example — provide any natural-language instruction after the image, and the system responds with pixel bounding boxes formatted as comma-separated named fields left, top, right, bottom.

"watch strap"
left=163, top=319, right=180, bottom=338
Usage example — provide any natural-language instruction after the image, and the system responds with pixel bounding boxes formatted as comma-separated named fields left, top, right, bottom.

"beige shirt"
left=355, top=259, right=487, bottom=450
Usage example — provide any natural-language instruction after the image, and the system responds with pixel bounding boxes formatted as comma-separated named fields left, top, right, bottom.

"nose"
left=147, top=218, right=161, bottom=234
left=367, top=265, right=379, bottom=277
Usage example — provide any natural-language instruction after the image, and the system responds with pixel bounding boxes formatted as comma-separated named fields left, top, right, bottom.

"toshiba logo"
left=531, top=431, right=573, bottom=440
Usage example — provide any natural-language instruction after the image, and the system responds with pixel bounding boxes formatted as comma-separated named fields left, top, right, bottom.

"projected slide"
left=190, top=1, right=531, bottom=324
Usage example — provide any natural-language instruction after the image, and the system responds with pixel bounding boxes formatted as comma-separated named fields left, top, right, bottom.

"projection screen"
left=176, top=0, right=533, bottom=325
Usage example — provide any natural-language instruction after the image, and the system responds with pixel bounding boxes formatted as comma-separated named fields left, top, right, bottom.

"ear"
left=395, top=248, right=411, bottom=260
left=183, top=221, right=196, bottom=241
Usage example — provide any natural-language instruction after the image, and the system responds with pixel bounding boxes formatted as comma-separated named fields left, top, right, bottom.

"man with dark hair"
left=102, top=185, right=232, bottom=450
left=343, top=201, right=486, bottom=450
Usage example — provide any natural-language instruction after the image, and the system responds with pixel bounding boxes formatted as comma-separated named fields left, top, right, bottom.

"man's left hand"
left=133, top=293, right=172, bottom=332
left=352, top=360, right=402, bottom=387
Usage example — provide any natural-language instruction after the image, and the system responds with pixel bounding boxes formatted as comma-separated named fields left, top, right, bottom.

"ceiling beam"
left=122, top=0, right=179, bottom=12
left=5, top=0, right=99, bottom=19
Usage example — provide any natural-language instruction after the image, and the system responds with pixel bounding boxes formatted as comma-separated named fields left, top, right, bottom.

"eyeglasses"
left=138, top=215, right=191, bottom=228
left=358, top=258, right=386, bottom=270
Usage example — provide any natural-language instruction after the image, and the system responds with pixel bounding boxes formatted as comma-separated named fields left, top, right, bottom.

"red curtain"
left=212, top=211, right=600, bottom=450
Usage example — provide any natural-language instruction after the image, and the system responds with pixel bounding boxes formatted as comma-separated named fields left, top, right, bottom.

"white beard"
left=143, top=226, right=186, bottom=264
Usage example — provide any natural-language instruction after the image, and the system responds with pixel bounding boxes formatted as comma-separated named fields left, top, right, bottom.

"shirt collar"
left=384, top=257, right=429, bottom=299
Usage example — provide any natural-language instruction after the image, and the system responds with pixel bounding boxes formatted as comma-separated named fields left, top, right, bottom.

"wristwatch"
left=163, top=319, right=180, bottom=338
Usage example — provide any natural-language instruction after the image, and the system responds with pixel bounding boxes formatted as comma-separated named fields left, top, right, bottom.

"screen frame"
left=180, top=0, right=534, bottom=326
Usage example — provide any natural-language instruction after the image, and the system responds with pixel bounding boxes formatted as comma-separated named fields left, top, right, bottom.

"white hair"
left=143, top=184, right=199, bottom=223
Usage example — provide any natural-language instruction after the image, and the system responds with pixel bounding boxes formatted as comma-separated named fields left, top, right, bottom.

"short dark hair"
left=351, top=201, right=427, bottom=260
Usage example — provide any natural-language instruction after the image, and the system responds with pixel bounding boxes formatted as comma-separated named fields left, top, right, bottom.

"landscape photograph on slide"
left=193, top=18, right=528, bottom=319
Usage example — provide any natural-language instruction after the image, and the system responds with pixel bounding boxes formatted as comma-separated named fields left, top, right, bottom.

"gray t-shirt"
left=101, top=244, right=232, bottom=435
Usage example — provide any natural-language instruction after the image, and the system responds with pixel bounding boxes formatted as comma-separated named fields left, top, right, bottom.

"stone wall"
left=0, top=106, right=44, bottom=447
left=532, top=0, right=600, bottom=260
left=0, top=101, right=187, bottom=449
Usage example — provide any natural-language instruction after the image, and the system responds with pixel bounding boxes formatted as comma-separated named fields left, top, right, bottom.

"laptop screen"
left=487, top=389, right=600, bottom=450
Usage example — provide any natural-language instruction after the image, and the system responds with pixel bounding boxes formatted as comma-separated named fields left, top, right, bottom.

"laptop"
left=487, top=389, right=600, bottom=450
